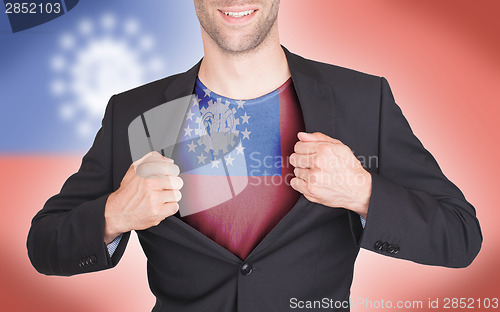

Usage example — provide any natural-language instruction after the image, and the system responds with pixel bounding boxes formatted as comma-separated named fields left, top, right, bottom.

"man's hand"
left=289, top=132, right=371, bottom=218
left=103, top=151, right=183, bottom=244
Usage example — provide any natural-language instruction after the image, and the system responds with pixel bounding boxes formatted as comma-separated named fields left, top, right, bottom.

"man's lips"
left=218, top=8, right=258, bottom=24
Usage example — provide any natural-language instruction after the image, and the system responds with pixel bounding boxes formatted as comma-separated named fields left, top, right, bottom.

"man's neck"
left=198, top=33, right=291, bottom=100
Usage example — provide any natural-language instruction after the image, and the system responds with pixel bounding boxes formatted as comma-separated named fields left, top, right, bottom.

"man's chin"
left=216, top=36, right=266, bottom=55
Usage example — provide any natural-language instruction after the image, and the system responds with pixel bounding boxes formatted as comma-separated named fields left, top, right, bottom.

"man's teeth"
left=222, top=10, right=255, bottom=18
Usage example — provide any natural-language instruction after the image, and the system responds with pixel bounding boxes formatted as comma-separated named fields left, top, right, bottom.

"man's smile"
left=218, top=7, right=258, bottom=24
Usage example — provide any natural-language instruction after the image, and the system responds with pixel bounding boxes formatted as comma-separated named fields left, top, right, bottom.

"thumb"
left=297, top=132, right=340, bottom=143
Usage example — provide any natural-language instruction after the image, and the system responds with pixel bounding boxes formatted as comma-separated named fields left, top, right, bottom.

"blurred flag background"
left=1, top=0, right=499, bottom=311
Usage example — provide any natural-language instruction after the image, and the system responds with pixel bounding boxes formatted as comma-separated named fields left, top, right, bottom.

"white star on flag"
left=186, top=110, right=194, bottom=121
left=192, top=95, right=201, bottom=108
left=187, top=141, right=197, bottom=152
left=225, top=154, right=235, bottom=166
left=211, top=159, right=221, bottom=168
left=241, top=112, right=250, bottom=124
left=236, top=144, right=245, bottom=155
left=236, top=100, right=245, bottom=109
left=242, top=128, right=251, bottom=140
left=184, top=125, right=193, bottom=137
left=203, top=88, right=211, bottom=98
left=197, top=153, right=207, bottom=164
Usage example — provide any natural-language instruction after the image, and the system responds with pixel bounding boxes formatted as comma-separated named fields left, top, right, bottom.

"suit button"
left=89, top=256, right=97, bottom=265
left=79, top=259, right=87, bottom=268
left=374, top=241, right=383, bottom=251
left=84, top=258, right=90, bottom=266
left=381, top=242, right=389, bottom=252
left=240, top=263, right=253, bottom=276
left=393, top=245, right=400, bottom=254
left=387, top=244, right=395, bottom=254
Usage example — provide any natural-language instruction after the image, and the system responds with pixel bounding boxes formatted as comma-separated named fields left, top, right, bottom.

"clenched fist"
left=289, top=132, right=372, bottom=218
left=104, top=151, right=183, bottom=244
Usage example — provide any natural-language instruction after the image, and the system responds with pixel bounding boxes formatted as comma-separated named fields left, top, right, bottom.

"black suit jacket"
left=27, top=46, right=482, bottom=311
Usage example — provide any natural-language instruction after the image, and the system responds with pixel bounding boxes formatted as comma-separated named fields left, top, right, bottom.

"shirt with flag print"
left=171, top=76, right=305, bottom=260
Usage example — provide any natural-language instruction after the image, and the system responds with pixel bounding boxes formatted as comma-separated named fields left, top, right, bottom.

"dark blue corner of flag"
left=5, top=0, right=79, bottom=33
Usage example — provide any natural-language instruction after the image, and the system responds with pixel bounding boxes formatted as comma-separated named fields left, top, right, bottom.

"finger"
left=159, top=190, right=182, bottom=203
left=161, top=202, right=180, bottom=217
left=160, top=176, right=184, bottom=190
left=294, top=141, right=315, bottom=154
left=297, top=132, right=342, bottom=144
left=290, top=177, right=320, bottom=203
left=142, top=154, right=175, bottom=165
left=163, top=157, right=174, bottom=164
left=289, top=153, right=315, bottom=169
left=293, top=167, right=310, bottom=181
left=290, top=177, right=314, bottom=197
left=294, top=141, right=335, bottom=154
left=133, top=151, right=161, bottom=166
left=136, top=161, right=180, bottom=178
left=294, top=167, right=325, bottom=186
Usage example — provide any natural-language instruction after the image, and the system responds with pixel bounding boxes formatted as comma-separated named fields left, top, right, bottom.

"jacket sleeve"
left=356, top=77, right=482, bottom=268
left=27, top=95, right=130, bottom=276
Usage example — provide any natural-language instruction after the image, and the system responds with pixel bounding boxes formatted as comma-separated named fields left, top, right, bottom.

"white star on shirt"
left=187, top=141, right=197, bottom=152
left=211, top=159, right=221, bottom=168
left=236, top=100, right=245, bottom=109
left=225, top=154, right=235, bottom=166
left=203, top=88, right=211, bottom=98
left=186, top=110, right=194, bottom=121
left=241, top=112, right=251, bottom=124
left=242, top=128, right=251, bottom=140
left=236, top=144, right=245, bottom=155
left=192, top=95, right=200, bottom=108
left=197, top=153, right=207, bottom=164
left=184, top=125, right=193, bottom=137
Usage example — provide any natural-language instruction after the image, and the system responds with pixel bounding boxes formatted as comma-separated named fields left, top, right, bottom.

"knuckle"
left=167, top=163, right=180, bottom=176
left=169, top=176, right=183, bottom=189
left=293, top=143, right=299, bottom=153
left=294, top=142, right=303, bottom=153
left=173, top=190, right=182, bottom=202
left=166, top=202, right=179, bottom=215
left=176, top=176, right=184, bottom=189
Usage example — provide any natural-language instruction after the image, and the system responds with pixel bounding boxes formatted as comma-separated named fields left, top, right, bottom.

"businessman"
left=27, top=1, right=482, bottom=311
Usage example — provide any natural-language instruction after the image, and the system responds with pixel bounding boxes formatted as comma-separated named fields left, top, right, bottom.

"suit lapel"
left=163, top=59, right=201, bottom=101
left=283, top=46, right=336, bottom=137
left=154, top=46, right=337, bottom=261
